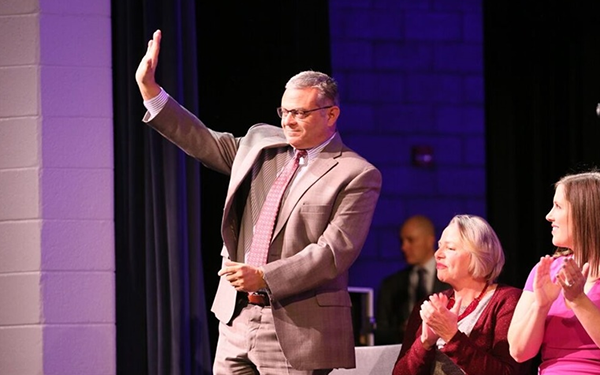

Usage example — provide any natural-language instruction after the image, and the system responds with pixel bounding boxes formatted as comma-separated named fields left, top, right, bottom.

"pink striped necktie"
left=246, top=149, right=307, bottom=266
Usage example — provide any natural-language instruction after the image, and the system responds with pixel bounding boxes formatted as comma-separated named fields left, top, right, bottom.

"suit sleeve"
left=145, top=96, right=240, bottom=175
left=263, top=162, right=382, bottom=300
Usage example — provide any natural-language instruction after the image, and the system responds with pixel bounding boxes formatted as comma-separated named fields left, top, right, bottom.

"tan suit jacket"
left=146, top=97, right=382, bottom=370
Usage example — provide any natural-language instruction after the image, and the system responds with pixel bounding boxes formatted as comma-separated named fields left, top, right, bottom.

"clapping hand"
left=557, top=258, right=589, bottom=302
left=533, top=255, right=561, bottom=308
left=420, top=293, right=461, bottom=349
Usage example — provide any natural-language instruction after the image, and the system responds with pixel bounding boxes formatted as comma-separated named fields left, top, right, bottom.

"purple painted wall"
left=328, top=0, right=485, bottom=296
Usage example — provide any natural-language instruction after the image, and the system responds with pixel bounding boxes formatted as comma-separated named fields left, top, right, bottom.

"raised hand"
left=420, top=293, right=460, bottom=346
left=533, top=255, right=561, bottom=308
left=558, top=258, right=588, bottom=302
left=135, top=29, right=162, bottom=100
left=420, top=317, right=437, bottom=350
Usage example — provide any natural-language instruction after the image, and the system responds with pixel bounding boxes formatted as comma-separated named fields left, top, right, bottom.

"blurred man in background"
left=375, top=215, right=450, bottom=345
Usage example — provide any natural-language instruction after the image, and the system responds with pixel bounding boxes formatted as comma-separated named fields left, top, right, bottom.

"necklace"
left=447, top=283, right=489, bottom=322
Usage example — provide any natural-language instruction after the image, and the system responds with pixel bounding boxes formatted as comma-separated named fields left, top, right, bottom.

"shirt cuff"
left=143, top=88, right=169, bottom=120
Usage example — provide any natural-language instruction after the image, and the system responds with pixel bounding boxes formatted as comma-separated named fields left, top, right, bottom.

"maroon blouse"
left=392, top=284, right=531, bottom=375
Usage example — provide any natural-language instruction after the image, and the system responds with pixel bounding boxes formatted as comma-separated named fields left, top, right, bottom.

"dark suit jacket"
left=145, top=97, right=382, bottom=370
left=375, top=265, right=450, bottom=345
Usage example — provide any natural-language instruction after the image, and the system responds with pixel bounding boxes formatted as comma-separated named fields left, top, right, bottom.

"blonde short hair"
left=448, top=214, right=505, bottom=282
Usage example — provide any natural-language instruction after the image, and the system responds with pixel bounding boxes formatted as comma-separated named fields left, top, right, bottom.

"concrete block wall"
left=329, top=0, right=485, bottom=294
left=0, top=0, right=115, bottom=374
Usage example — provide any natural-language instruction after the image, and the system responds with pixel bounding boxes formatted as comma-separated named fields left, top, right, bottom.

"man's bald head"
left=399, top=215, right=436, bottom=266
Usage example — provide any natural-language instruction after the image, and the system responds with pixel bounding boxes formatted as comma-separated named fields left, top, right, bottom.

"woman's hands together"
left=557, top=258, right=589, bottom=302
left=533, top=255, right=562, bottom=308
left=420, top=293, right=461, bottom=349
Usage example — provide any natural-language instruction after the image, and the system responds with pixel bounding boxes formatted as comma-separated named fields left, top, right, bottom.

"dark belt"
left=246, top=292, right=270, bottom=307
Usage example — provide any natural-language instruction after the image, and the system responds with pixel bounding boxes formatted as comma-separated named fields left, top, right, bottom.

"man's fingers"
left=153, top=29, right=162, bottom=42
left=143, top=30, right=161, bottom=70
left=144, top=57, right=153, bottom=71
left=151, top=30, right=161, bottom=59
left=217, top=266, right=234, bottom=276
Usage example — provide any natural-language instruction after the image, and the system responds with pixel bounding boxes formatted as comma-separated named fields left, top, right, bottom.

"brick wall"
left=0, top=0, right=115, bottom=373
left=329, top=0, right=485, bottom=295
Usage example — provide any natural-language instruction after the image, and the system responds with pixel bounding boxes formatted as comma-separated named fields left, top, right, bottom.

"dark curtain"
left=112, top=1, right=331, bottom=374
left=112, top=0, right=210, bottom=374
left=484, top=0, right=600, bottom=288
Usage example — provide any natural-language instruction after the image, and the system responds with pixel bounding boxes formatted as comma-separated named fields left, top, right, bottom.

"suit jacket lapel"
left=227, top=137, right=289, bottom=197
left=222, top=134, right=289, bottom=259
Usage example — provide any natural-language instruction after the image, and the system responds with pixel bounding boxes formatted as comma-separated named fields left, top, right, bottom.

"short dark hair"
left=286, top=71, right=339, bottom=106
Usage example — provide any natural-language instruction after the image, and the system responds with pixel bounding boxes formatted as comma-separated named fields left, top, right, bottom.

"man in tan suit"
left=136, top=30, right=382, bottom=374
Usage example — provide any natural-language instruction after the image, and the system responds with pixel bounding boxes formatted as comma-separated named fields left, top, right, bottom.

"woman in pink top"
left=508, top=171, right=600, bottom=374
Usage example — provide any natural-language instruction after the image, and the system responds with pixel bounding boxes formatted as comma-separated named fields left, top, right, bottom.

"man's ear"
left=327, top=106, right=340, bottom=125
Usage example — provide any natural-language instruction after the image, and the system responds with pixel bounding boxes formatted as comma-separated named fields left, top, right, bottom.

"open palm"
left=533, top=256, right=560, bottom=308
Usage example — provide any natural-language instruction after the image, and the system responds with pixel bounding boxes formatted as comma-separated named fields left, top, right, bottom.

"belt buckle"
left=247, top=292, right=270, bottom=307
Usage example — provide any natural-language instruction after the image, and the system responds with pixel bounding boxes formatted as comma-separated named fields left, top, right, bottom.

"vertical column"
left=0, top=0, right=115, bottom=373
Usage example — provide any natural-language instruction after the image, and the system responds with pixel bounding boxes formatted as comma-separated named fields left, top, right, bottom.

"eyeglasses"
left=276, top=105, right=334, bottom=119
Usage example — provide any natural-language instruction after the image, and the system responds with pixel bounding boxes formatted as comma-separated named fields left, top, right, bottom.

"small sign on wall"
left=412, top=145, right=434, bottom=168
